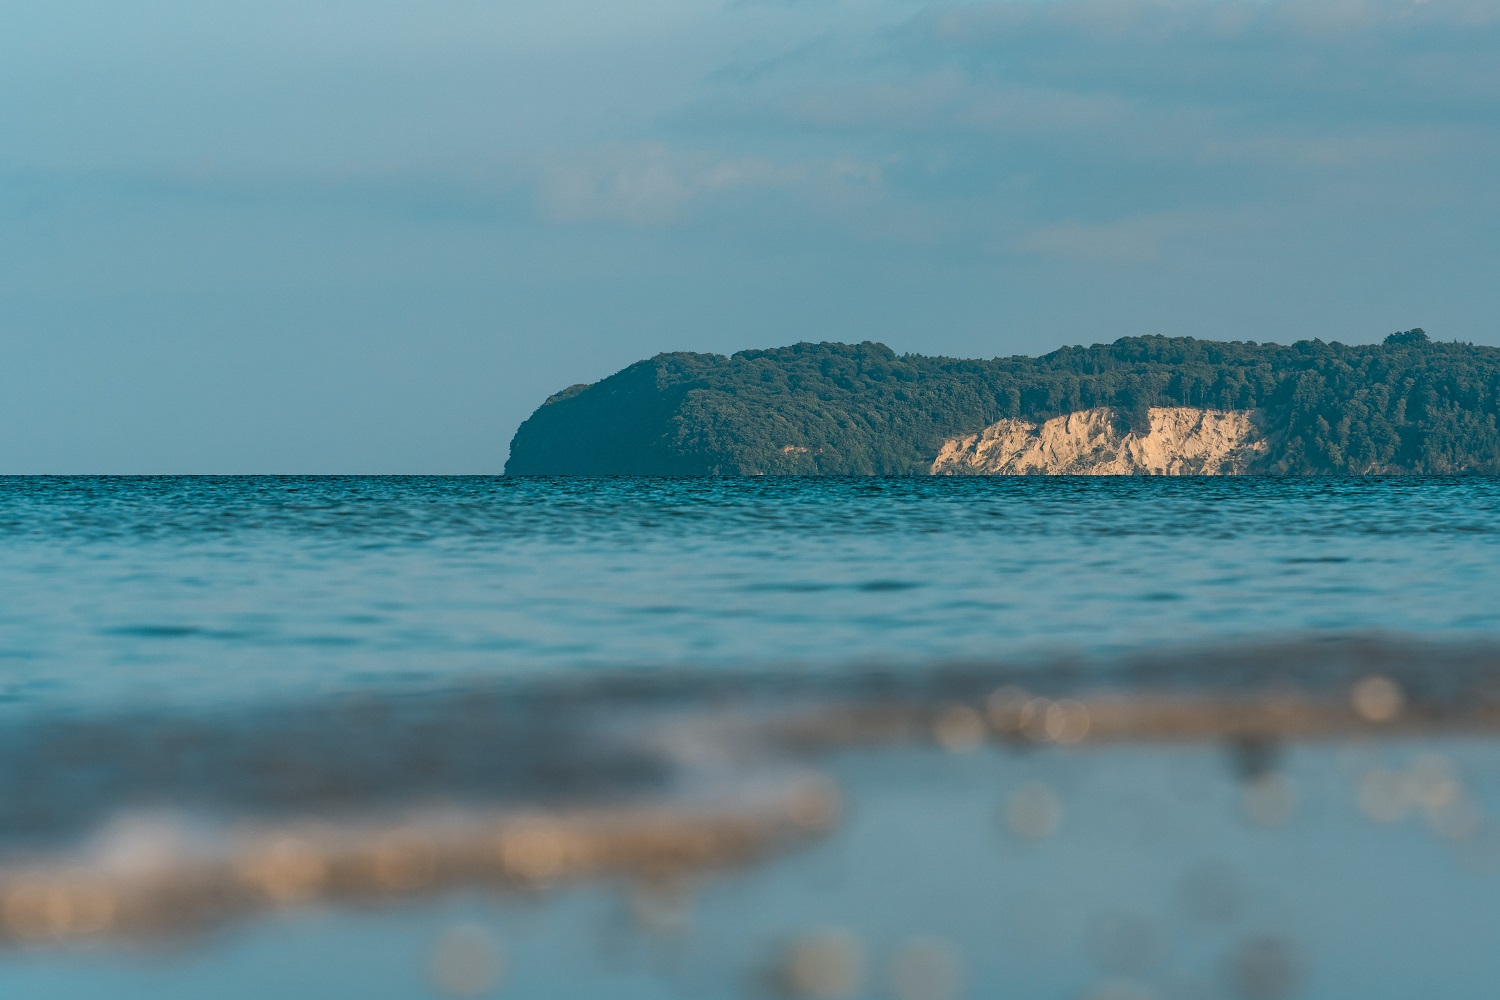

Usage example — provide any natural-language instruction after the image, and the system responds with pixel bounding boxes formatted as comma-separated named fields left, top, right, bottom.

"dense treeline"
left=505, top=331, right=1500, bottom=474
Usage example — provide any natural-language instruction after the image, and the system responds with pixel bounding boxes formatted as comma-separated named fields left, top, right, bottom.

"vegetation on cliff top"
left=505, top=330, right=1500, bottom=475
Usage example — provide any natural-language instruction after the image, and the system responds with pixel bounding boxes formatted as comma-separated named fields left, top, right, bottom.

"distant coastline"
left=505, top=330, right=1500, bottom=475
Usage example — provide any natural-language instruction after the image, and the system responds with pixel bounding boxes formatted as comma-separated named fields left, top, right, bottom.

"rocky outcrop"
left=930, top=407, right=1268, bottom=475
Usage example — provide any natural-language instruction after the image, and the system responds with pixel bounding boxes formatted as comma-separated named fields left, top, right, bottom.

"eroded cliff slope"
left=930, top=407, right=1267, bottom=475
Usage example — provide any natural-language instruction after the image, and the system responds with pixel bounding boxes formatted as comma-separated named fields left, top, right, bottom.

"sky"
left=2, top=0, right=1499, bottom=472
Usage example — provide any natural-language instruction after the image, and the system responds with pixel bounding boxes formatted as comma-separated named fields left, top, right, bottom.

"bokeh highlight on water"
left=2, top=476, right=1499, bottom=712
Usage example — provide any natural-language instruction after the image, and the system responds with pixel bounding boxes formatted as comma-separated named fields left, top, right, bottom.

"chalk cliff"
left=930, top=407, right=1268, bottom=475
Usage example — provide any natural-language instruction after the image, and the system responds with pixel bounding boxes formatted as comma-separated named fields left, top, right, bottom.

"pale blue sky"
left=3, top=0, right=1498, bottom=471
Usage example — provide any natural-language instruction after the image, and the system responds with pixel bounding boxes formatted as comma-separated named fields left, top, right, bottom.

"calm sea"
left=5, top=476, right=1500, bottom=999
left=1, top=476, right=1498, bottom=711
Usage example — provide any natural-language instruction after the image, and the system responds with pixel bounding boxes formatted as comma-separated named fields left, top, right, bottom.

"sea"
left=2, top=476, right=1498, bottom=709
left=2, top=476, right=1500, bottom=1000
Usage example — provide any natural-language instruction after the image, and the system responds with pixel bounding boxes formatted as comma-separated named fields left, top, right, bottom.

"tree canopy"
left=505, top=331, right=1500, bottom=475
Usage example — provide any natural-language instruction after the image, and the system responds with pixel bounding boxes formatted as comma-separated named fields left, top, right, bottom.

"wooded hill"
left=504, top=331, right=1500, bottom=475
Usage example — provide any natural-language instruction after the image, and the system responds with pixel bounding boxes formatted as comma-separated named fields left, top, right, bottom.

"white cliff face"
left=930, top=407, right=1268, bottom=475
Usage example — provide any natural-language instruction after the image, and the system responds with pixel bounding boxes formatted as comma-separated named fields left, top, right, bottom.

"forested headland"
left=504, top=330, right=1500, bottom=475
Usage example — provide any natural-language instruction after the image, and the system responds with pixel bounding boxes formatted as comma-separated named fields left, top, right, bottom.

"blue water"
left=5, top=476, right=1500, bottom=999
left=2, top=476, right=1498, bottom=711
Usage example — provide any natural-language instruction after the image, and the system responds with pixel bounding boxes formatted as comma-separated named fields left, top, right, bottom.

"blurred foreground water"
left=2, top=477, right=1500, bottom=998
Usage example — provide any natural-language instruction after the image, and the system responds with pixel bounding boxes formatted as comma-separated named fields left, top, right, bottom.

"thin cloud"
left=534, top=144, right=884, bottom=226
left=1012, top=210, right=1224, bottom=264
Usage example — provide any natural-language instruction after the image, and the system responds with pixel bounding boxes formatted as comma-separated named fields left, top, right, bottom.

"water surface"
left=2, top=476, right=1498, bottom=711
left=4, top=477, right=1500, bottom=999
